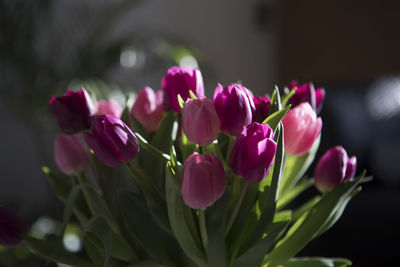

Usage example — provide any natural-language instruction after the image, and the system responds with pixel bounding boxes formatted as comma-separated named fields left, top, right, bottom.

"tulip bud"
left=282, top=102, right=322, bottom=156
left=54, top=133, right=90, bottom=175
left=253, top=96, right=271, bottom=123
left=314, top=146, right=357, bottom=193
left=162, top=66, right=204, bottom=113
left=288, top=81, right=325, bottom=114
left=0, top=206, right=28, bottom=247
left=213, top=83, right=255, bottom=136
left=83, top=115, right=140, bottom=168
left=182, top=98, right=220, bottom=145
left=229, top=122, right=277, bottom=183
left=49, top=87, right=96, bottom=134
left=181, top=152, right=226, bottom=210
left=97, top=100, right=123, bottom=118
left=130, top=87, right=164, bottom=133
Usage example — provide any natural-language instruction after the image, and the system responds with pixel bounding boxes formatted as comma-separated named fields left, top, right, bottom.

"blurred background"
left=1, top=0, right=399, bottom=266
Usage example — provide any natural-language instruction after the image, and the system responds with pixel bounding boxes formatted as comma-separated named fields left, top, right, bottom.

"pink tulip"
left=229, top=122, right=277, bottom=183
left=288, top=81, right=325, bottom=114
left=282, top=102, right=322, bottom=156
left=97, top=100, right=123, bottom=118
left=162, top=66, right=204, bottom=113
left=83, top=115, right=140, bottom=168
left=252, top=96, right=271, bottom=123
left=182, top=98, right=220, bottom=145
left=181, top=152, right=226, bottom=210
left=0, top=206, right=28, bottom=247
left=314, top=146, right=357, bottom=193
left=131, top=87, right=164, bottom=133
left=213, top=83, right=255, bottom=136
left=54, top=133, right=90, bottom=175
left=49, top=87, right=96, bottom=134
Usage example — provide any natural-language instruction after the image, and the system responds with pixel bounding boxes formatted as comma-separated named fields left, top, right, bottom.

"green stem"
left=225, top=136, right=235, bottom=163
left=199, top=209, right=208, bottom=249
left=225, top=182, right=249, bottom=236
left=127, top=161, right=165, bottom=200
left=76, top=173, right=96, bottom=215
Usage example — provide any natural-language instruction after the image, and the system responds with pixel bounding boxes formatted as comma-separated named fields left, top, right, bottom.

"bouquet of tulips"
left=0, top=67, right=370, bottom=267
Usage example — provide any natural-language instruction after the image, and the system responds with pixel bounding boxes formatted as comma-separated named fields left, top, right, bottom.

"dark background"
left=1, top=0, right=399, bottom=266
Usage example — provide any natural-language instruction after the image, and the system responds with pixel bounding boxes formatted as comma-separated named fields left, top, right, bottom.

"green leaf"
left=316, top=186, right=361, bottom=237
left=277, top=178, right=314, bottom=210
left=126, top=162, right=172, bottom=235
left=83, top=215, right=113, bottom=267
left=205, top=186, right=232, bottom=267
left=233, top=222, right=288, bottom=267
left=135, top=132, right=173, bottom=164
left=282, top=257, right=352, bottom=267
left=25, top=236, right=95, bottom=267
left=143, top=111, right=177, bottom=187
left=269, top=86, right=282, bottom=115
left=265, top=173, right=365, bottom=266
left=165, top=163, right=207, bottom=267
left=280, top=135, right=320, bottom=194
left=42, top=167, right=90, bottom=224
left=291, top=196, right=321, bottom=222
left=118, top=190, right=185, bottom=266
left=281, top=89, right=296, bottom=107
left=263, top=105, right=291, bottom=132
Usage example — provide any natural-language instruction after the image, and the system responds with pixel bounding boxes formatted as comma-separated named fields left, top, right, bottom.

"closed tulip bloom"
left=229, top=122, right=277, bottom=183
left=162, top=66, right=204, bottom=113
left=288, top=81, right=325, bottom=114
left=54, top=133, right=90, bottom=175
left=181, top=152, right=226, bottom=210
left=49, top=87, right=96, bottom=134
left=282, top=102, right=322, bottom=156
left=183, top=98, right=220, bottom=145
left=97, top=100, right=123, bottom=118
left=253, top=96, right=271, bottom=123
left=83, top=115, right=140, bottom=168
left=213, top=83, right=255, bottom=136
left=131, top=87, right=164, bottom=132
left=0, top=206, right=28, bottom=247
left=314, top=146, right=357, bottom=193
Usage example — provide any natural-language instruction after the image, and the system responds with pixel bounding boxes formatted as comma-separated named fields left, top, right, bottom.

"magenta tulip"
left=0, top=206, right=28, bottom=247
left=49, top=87, right=96, bottom=134
left=181, top=152, right=226, bottom=210
left=97, top=100, right=123, bottom=118
left=282, top=102, right=322, bottom=156
left=288, top=81, right=325, bottom=114
left=131, top=87, right=164, bottom=133
left=314, top=146, right=357, bottom=193
left=229, top=122, right=277, bottom=183
left=162, top=66, right=204, bottom=113
left=253, top=96, right=271, bottom=123
left=54, top=133, right=90, bottom=175
left=83, top=115, right=140, bottom=168
left=213, top=83, right=255, bottom=136
left=182, top=98, right=220, bottom=145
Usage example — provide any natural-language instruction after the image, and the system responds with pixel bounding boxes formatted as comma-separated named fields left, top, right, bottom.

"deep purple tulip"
left=314, top=146, right=357, bottom=193
left=162, top=66, right=204, bottom=113
left=229, top=122, right=277, bottom=183
left=131, top=87, right=164, bottom=133
left=288, top=81, right=325, bottom=114
left=181, top=152, right=226, bottom=210
left=253, top=96, right=271, bottom=123
left=49, top=87, right=96, bottom=134
left=183, top=98, right=220, bottom=145
left=0, top=206, right=28, bottom=247
left=83, top=115, right=140, bottom=168
left=54, top=133, right=90, bottom=175
left=282, top=102, right=322, bottom=156
left=97, top=100, right=123, bottom=118
left=213, top=83, right=255, bottom=136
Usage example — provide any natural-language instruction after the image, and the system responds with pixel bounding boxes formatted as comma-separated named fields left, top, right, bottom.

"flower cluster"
left=1, top=66, right=367, bottom=267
